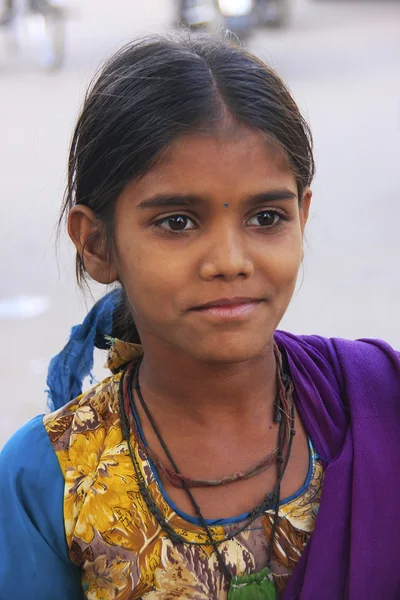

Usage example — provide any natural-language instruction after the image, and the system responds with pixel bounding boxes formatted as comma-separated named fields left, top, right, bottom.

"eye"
left=156, top=214, right=196, bottom=232
left=247, top=210, right=281, bottom=228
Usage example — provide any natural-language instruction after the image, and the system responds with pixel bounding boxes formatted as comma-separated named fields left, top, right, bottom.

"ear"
left=299, top=188, right=312, bottom=235
left=68, top=205, right=118, bottom=284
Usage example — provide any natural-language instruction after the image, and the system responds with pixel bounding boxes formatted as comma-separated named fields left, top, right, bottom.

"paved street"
left=1, top=0, right=399, bottom=446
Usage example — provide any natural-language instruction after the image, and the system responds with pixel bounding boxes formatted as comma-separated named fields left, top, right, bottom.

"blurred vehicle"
left=216, top=0, right=258, bottom=38
left=256, top=0, right=290, bottom=28
left=178, top=0, right=291, bottom=37
left=0, top=0, right=66, bottom=70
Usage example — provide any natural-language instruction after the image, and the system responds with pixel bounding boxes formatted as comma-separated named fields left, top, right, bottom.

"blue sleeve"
left=0, top=415, right=83, bottom=599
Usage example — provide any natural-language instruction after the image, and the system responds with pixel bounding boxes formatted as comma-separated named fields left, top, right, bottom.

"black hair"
left=60, top=32, right=315, bottom=342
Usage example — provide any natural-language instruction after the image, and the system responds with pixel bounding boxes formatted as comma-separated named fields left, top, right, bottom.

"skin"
left=69, top=125, right=312, bottom=519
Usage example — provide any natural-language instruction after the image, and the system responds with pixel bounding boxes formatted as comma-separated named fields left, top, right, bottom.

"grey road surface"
left=1, top=0, right=399, bottom=447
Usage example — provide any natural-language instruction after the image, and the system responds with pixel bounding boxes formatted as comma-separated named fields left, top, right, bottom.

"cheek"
left=112, top=210, right=186, bottom=324
left=262, top=240, right=303, bottom=301
left=115, top=240, right=185, bottom=315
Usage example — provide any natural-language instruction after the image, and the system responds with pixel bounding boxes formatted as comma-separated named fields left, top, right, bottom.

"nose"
left=199, top=224, right=254, bottom=282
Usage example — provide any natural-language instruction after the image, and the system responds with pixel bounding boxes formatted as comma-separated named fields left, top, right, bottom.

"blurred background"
left=0, top=0, right=399, bottom=447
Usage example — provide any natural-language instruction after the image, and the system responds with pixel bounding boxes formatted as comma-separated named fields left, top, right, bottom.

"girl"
left=0, top=33, right=399, bottom=600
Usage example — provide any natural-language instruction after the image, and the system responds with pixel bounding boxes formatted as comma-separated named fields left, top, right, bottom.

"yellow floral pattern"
left=43, top=341, right=325, bottom=600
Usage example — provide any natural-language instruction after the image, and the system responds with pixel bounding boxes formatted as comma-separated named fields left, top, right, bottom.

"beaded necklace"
left=118, top=352, right=295, bottom=598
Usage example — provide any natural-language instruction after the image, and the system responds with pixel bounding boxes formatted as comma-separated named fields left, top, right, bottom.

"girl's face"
left=107, top=126, right=310, bottom=363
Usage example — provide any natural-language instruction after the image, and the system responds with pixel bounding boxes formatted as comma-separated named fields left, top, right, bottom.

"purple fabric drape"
left=274, top=331, right=400, bottom=599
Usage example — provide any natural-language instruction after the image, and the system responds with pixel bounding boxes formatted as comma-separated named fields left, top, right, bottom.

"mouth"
left=190, top=297, right=264, bottom=320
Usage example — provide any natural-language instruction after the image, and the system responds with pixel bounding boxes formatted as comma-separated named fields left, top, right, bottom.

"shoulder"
left=276, top=330, right=399, bottom=376
left=0, top=414, right=57, bottom=478
left=275, top=331, right=400, bottom=459
left=276, top=330, right=400, bottom=407
left=42, top=371, right=126, bottom=527
left=43, top=372, right=122, bottom=458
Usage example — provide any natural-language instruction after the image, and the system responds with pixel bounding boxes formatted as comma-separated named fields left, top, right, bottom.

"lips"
left=190, top=297, right=263, bottom=320
left=192, top=297, right=262, bottom=310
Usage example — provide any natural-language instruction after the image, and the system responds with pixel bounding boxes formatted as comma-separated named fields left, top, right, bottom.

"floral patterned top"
left=41, top=340, right=325, bottom=600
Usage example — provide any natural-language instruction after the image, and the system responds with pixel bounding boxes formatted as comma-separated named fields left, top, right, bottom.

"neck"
left=138, top=337, right=277, bottom=429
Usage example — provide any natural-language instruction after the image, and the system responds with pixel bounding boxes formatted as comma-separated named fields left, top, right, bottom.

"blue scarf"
left=46, top=288, right=122, bottom=411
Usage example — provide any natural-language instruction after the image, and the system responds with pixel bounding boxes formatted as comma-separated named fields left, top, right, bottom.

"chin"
left=192, top=335, right=272, bottom=365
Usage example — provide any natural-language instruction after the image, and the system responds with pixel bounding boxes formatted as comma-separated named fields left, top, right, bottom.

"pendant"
left=228, top=566, right=277, bottom=599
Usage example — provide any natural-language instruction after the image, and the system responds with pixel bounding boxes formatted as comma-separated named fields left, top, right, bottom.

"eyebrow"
left=136, top=189, right=298, bottom=210
left=137, top=195, right=203, bottom=210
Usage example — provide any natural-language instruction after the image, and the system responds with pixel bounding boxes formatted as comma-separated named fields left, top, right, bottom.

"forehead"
left=130, top=125, right=296, bottom=199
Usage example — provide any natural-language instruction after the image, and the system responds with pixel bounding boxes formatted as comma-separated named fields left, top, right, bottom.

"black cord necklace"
left=118, top=358, right=295, bottom=589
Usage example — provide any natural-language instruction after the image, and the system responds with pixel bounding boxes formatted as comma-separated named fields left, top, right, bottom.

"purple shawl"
left=274, top=331, right=400, bottom=599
